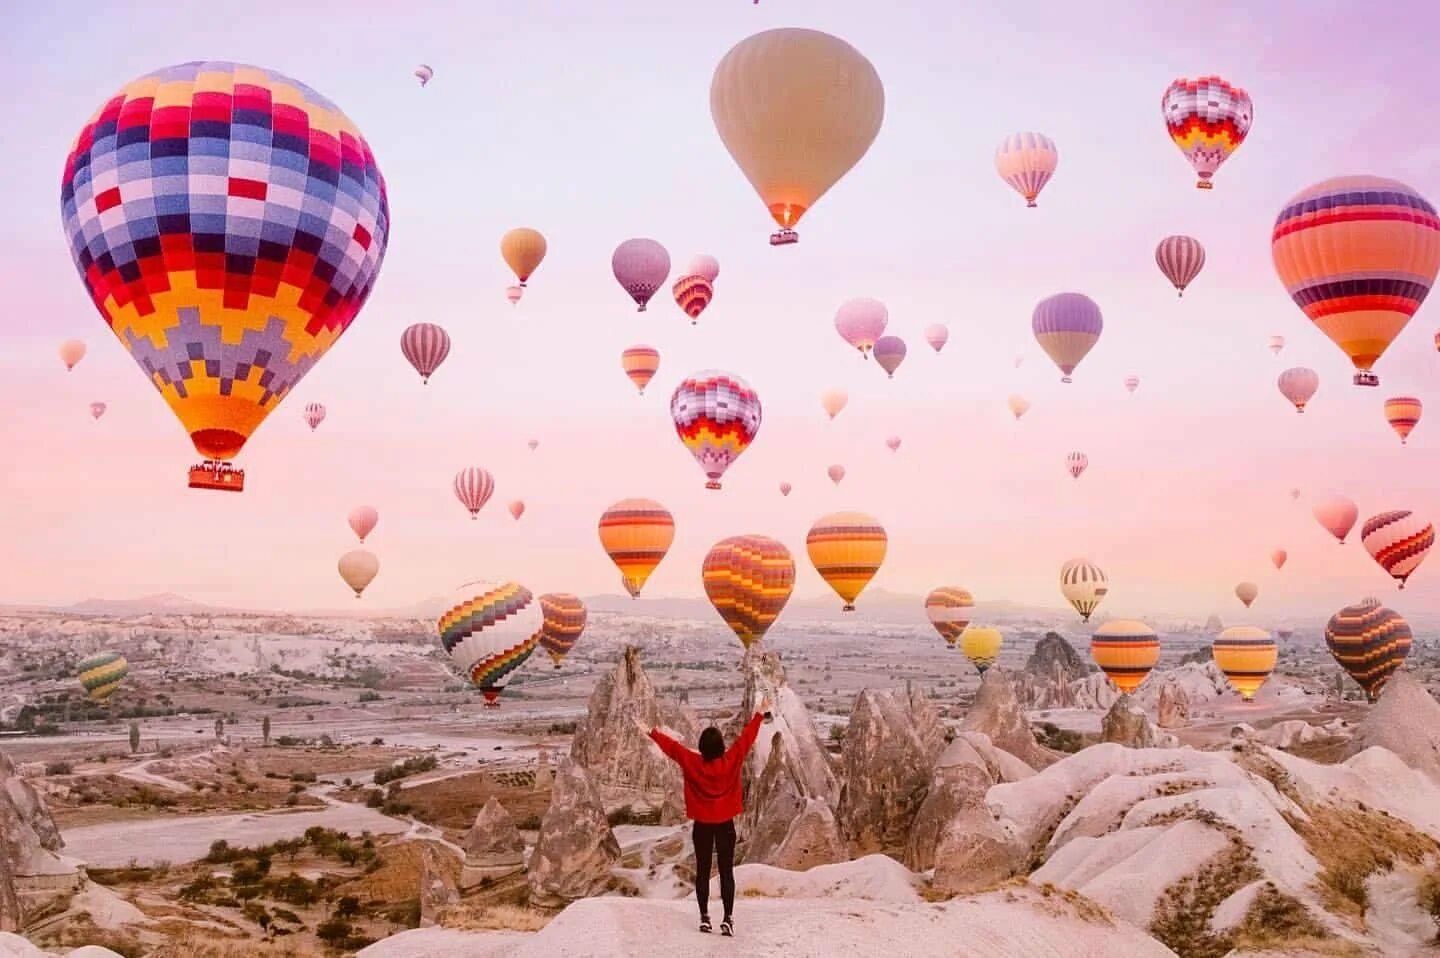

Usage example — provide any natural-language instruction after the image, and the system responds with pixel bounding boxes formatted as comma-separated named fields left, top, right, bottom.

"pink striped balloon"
left=1066, top=451, right=1088, bottom=479
left=1124, top=376, right=1140, bottom=394
left=303, top=402, right=326, bottom=431
left=454, top=467, right=495, bottom=519
left=995, top=132, right=1058, bottom=208
left=1155, top=235, right=1206, bottom=297
left=873, top=336, right=907, bottom=378
left=1277, top=367, right=1319, bottom=413
left=348, top=505, right=378, bottom=543
left=1362, top=511, right=1435, bottom=588
left=401, top=323, right=451, bottom=384
left=924, top=324, right=948, bottom=352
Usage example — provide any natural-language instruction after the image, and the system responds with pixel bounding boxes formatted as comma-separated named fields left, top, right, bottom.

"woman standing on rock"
left=634, top=694, right=772, bottom=938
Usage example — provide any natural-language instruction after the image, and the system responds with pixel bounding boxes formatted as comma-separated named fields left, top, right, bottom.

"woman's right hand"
left=757, top=694, right=774, bottom=716
left=631, top=716, right=652, bottom=737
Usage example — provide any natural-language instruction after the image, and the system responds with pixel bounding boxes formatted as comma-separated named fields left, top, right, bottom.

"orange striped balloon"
left=924, top=587, right=974, bottom=648
left=1090, top=619, right=1160, bottom=694
left=702, top=535, right=796, bottom=649
left=1326, top=598, right=1411, bottom=701
left=598, top=499, right=675, bottom=598
left=621, top=345, right=660, bottom=396
left=806, top=512, right=886, bottom=611
left=1212, top=626, right=1276, bottom=701
left=1384, top=396, right=1422, bottom=445
left=538, top=593, right=588, bottom=668
left=674, top=275, right=714, bottom=323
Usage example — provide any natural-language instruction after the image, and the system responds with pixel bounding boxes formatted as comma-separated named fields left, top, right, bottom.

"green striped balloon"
left=76, top=651, right=129, bottom=703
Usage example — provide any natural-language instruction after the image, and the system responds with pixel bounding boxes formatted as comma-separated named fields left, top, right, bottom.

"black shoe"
left=720, top=918, right=733, bottom=937
left=699, top=916, right=712, bottom=934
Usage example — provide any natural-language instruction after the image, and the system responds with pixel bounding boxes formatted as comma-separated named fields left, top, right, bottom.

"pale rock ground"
left=0, top=936, right=122, bottom=958
left=1345, top=671, right=1440, bottom=782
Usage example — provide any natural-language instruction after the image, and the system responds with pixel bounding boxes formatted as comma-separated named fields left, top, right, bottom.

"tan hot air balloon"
left=59, top=339, right=86, bottom=371
left=710, top=29, right=884, bottom=245
left=821, top=390, right=848, bottom=420
left=500, top=228, right=547, bottom=287
left=338, top=549, right=379, bottom=598
left=1007, top=395, right=1030, bottom=420
left=1235, top=581, right=1258, bottom=608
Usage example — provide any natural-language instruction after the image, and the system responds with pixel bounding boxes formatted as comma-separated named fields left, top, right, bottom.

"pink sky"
left=4, top=1, right=1440, bottom=618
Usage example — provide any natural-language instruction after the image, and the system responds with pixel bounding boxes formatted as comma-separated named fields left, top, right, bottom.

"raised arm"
left=634, top=715, right=688, bottom=764
left=728, top=694, right=772, bottom=763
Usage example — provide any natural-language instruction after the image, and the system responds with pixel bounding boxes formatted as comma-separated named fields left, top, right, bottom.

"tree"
left=262, top=715, right=271, bottom=747
left=128, top=721, right=140, bottom=754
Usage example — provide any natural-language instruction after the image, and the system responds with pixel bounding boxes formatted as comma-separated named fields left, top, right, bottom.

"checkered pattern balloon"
left=60, top=62, right=390, bottom=463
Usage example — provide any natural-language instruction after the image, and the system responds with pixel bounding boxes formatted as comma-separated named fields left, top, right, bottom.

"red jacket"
left=650, top=713, right=763, bottom=824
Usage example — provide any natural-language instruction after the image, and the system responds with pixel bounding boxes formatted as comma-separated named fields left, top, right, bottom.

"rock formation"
left=528, top=759, right=621, bottom=908
left=459, top=797, right=526, bottom=889
left=961, top=669, right=1055, bottom=769
left=570, top=646, right=697, bottom=816
left=836, top=682, right=947, bottom=858
left=1346, top=671, right=1440, bottom=781
left=0, top=749, right=79, bottom=932
left=1100, top=696, right=1158, bottom=748
left=1155, top=679, right=1190, bottom=728
left=534, top=747, right=552, bottom=792
left=1025, top=632, right=1089, bottom=683
left=418, top=843, right=460, bottom=927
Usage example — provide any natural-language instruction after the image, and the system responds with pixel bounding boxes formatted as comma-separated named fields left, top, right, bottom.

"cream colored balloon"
left=1007, top=394, right=1031, bottom=420
left=338, top=549, right=380, bottom=599
left=500, top=228, right=547, bottom=286
left=710, top=29, right=884, bottom=239
left=821, top=390, right=849, bottom=420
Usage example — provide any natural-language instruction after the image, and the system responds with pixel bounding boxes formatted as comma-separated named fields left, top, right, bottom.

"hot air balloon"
left=508, top=500, right=525, bottom=521
left=437, top=580, right=541, bottom=707
left=303, top=403, right=326, bottom=431
left=687, top=254, right=720, bottom=284
left=76, top=652, right=128, bottom=703
left=538, top=593, right=587, bottom=669
left=1272, top=176, right=1440, bottom=387
left=1314, top=496, right=1359, bottom=544
left=807, top=511, right=886, bottom=611
left=674, top=275, right=714, bottom=322
left=1325, top=598, right=1411, bottom=701
left=1268, top=336, right=1285, bottom=355
left=500, top=228, right=547, bottom=288
left=61, top=63, right=389, bottom=491
left=710, top=28, right=884, bottom=245
left=1014, top=355, right=1025, bottom=369
left=59, top=339, right=86, bottom=371
left=670, top=371, right=762, bottom=490
left=873, top=336, right=907, bottom=378
left=612, top=238, right=670, bottom=312
left=414, top=64, right=433, bottom=86
left=779, top=482, right=792, bottom=497
left=703, top=535, right=796, bottom=650
left=89, top=402, right=106, bottom=421
left=1384, top=397, right=1422, bottom=445
left=1213, top=626, right=1276, bottom=701
left=925, top=587, right=974, bottom=650
left=506, top=286, right=523, bottom=305
left=1155, top=235, right=1206, bottom=296
left=1289, top=488, right=1301, bottom=501
left=1162, top=76, right=1252, bottom=189
left=621, top=575, right=641, bottom=599
left=1008, top=395, right=1030, bottom=420
left=994, top=132, right=1058, bottom=208
left=454, top=467, right=495, bottom=519
left=1235, top=581, right=1258, bottom=608
left=1271, top=549, right=1287, bottom=570
left=924, top=324, right=948, bottom=353
left=835, top=298, right=888, bottom=357
left=527, top=439, right=539, bottom=452
left=960, top=627, right=1003, bottom=675
left=402, top=323, right=451, bottom=384
left=1066, top=451, right=1088, bottom=479
left=348, top=506, right=378, bottom=544
left=822, top=390, right=849, bottom=420
left=1277, top=628, right=1294, bottom=640
left=1124, top=376, right=1140, bottom=394
left=338, top=549, right=379, bottom=598
left=1033, top=293, right=1103, bottom=383
left=1091, top=620, right=1159, bottom=694
left=885, top=436, right=901, bottom=452
left=1061, top=558, right=1108, bottom=622
left=599, top=499, right=675, bottom=598
left=1277, top=367, right=1319, bottom=413
left=621, top=346, right=660, bottom=396
left=1361, top=511, right=1434, bottom=589
left=827, top=464, right=845, bottom=485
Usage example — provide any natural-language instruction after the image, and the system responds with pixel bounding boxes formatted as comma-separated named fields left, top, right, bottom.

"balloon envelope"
left=621, top=346, right=660, bottom=395
left=1268, top=336, right=1285, bottom=355
left=1385, top=397, right=1422, bottom=444
left=674, top=275, right=714, bottom=322
left=1155, top=235, right=1206, bottom=296
left=303, top=403, right=326, bottom=431
left=1313, top=496, right=1359, bottom=544
left=338, top=549, right=379, bottom=598
left=508, top=500, right=525, bottom=521
left=1032, top=293, right=1103, bottom=383
left=401, top=324, right=451, bottom=384
left=873, top=336, right=907, bottom=378
left=598, top=499, right=675, bottom=597
left=538, top=593, right=587, bottom=668
left=885, top=436, right=901, bottom=452
left=1361, top=511, right=1434, bottom=588
left=1277, top=367, right=1319, bottom=413
left=806, top=511, right=886, bottom=611
left=1124, top=376, right=1140, bottom=394
left=1213, top=626, right=1276, bottom=701
left=1061, top=558, right=1108, bottom=622
left=702, top=535, right=796, bottom=649
left=960, top=627, right=1003, bottom=675
left=414, top=64, right=433, bottom=85
left=90, top=402, right=106, bottom=420
left=1091, top=620, right=1159, bottom=694
left=670, top=371, right=762, bottom=490
left=454, top=467, right=495, bottom=518
left=779, top=482, right=792, bottom=497
left=822, top=390, right=849, bottom=420
left=1008, top=395, right=1030, bottom=420
left=835, top=299, right=888, bottom=356
left=1162, top=76, right=1252, bottom=189
left=437, top=581, right=541, bottom=704
left=348, top=506, right=378, bottom=543
left=1235, top=581, right=1258, bottom=608
left=994, top=132, right=1058, bottom=207
left=925, top=586, right=974, bottom=649
left=828, top=464, right=845, bottom=485
left=924, top=324, right=949, bottom=352
left=612, top=239, right=670, bottom=311
left=1271, top=549, right=1287, bottom=570
left=76, top=651, right=128, bottom=703
left=59, top=339, right=86, bottom=371
left=686, top=254, right=720, bottom=283
left=1325, top=598, right=1411, bottom=701
left=500, top=228, right=547, bottom=285
left=1066, top=451, right=1088, bottom=479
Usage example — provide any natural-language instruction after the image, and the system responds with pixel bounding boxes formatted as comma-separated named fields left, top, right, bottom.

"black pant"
left=693, top=819, right=736, bottom=919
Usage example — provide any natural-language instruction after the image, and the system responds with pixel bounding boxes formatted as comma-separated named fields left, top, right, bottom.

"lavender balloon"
left=873, top=336, right=907, bottom=378
left=1032, top=292, right=1103, bottom=383
left=612, top=238, right=671, bottom=312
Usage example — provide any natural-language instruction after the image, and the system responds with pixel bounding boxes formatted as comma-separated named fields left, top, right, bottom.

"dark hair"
left=697, top=726, right=725, bottom=762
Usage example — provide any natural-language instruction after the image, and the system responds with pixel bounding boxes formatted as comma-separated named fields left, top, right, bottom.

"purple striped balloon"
left=873, top=336, right=907, bottom=378
left=401, top=323, right=452, bottom=384
left=995, top=132, right=1058, bottom=208
left=1032, top=293, right=1103, bottom=383
left=1155, top=235, right=1206, bottom=297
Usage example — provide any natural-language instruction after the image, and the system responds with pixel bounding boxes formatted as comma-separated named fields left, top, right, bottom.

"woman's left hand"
left=631, top=716, right=651, bottom=737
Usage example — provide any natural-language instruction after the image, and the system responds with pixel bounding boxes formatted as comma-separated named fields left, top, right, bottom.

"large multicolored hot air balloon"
left=673, top=275, right=714, bottom=323
left=1268, top=336, right=1285, bottom=356
left=1314, top=495, right=1359, bottom=544
left=1213, top=626, right=1276, bottom=701
left=1061, top=558, right=1107, bottom=622
left=702, top=535, right=796, bottom=650
left=670, top=371, right=761, bottom=490
left=401, top=323, right=451, bottom=384
left=1091, top=620, right=1159, bottom=694
left=453, top=467, right=495, bottom=519
left=873, top=336, right=906, bottom=378
left=924, top=324, right=948, bottom=353
left=1235, top=581, right=1258, bottom=608
left=621, top=345, right=660, bottom=396
left=827, top=464, right=846, bottom=485
left=924, top=587, right=974, bottom=650
left=1033, top=293, right=1102, bottom=383
left=500, top=228, right=547, bottom=288
left=994, top=132, right=1058, bottom=208
left=1162, top=76, right=1252, bottom=190
left=1008, top=395, right=1030, bottom=420
left=612, top=238, right=670, bottom=312
left=90, top=402, right=106, bottom=421
left=1271, top=549, right=1287, bottom=570
left=59, top=339, right=86, bottom=371
left=348, top=505, right=378, bottom=543
left=687, top=254, right=720, bottom=283
left=303, top=403, right=326, bottom=431
left=1272, top=176, right=1440, bottom=387
left=538, top=593, right=587, bottom=669
left=710, top=28, right=884, bottom=245
left=1277, top=367, right=1319, bottom=413
left=1066, top=451, right=1088, bottom=479
left=338, top=549, right=379, bottom=598
left=76, top=652, right=128, bottom=703
left=822, top=390, right=848, bottom=420
left=61, top=62, right=389, bottom=490
left=960, top=627, right=1003, bottom=675
left=1155, top=235, right=1206, bottom=297
left=835, top=298, right=888, bottom=357
left=1361, top=511, right=1434, bottom=589
left=1325, top=597, right=1411, bottom=701
left=1384, top=397, right=1422, bottom=445
left=806, top=511, right=886, bottom=611
left=437, top=581, right=541, bottom=706
left=598, top=499, right=675, bottom=598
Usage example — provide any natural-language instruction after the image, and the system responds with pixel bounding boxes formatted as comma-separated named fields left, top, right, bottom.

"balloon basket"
left=842, top=603, right=855, bottom=612
left=1353, top=371, right=1379, bottom=387
left=188, top=461, right=245, bottom=493
left=1196, top=180, right=1213, bottom=190
left=705, top=481, right=722, bottom=490
left=1026, top=199, right=1037, bottom=208
left=769, top=229, right=798, bottom=246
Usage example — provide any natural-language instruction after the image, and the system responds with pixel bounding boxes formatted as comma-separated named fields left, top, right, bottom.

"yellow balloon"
left=1212, top=626, right=1276, bottom=701
left=500, top=228, right=548, bottom=286
left=805, top=511, right=886, bottom=611
left=959, top=626, right=1003, bottom=675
